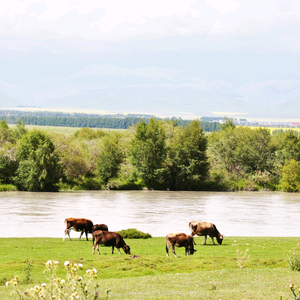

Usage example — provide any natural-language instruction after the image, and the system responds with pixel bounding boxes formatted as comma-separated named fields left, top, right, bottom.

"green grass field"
left=1, top=236, right=300, bottom=299
left=8, top=124, right=126, bottom=135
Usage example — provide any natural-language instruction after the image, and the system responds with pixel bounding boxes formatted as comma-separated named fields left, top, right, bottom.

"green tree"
left=14, top=130, right=61, bottom=191
left=164, top=120, right=209, bottom=190
left=95, top=133, right=124, bottom=185
left=281, top=159, right=300, bottom=192
left=11, top=120, right=27, bottom=141
left=209, top=126, right=274, bottom=175
left=220, top=117, right=236, bottom=130
left=0, top=120, right=12, bottom=144
left=130, top=118, right=166, bottom=188
left=0, top=120, right=18, bottom=183
left=0, top=143, right=18, bottom=184
left=54, top=134, right=90, bottom=181
left=275, top=131, right=300, bottom=164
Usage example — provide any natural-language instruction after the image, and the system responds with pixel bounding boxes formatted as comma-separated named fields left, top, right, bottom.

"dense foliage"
left=0, top=112, right=221, bottom=132
left=116, top=228, right=152, bottom=239
left=14, top=129, right=61, bottom=191
left=1, top=118, right=300, bottom=192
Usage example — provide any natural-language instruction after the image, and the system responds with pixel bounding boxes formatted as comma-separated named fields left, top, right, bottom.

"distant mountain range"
left=1, top=63, right=300, bottom=119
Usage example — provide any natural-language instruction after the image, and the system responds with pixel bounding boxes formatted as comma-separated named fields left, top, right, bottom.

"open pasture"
left=243, top=126, right=300, bottom=135
left=8, top=124, right=126, bottom=135
left=1, top=236, right=300, bottom=299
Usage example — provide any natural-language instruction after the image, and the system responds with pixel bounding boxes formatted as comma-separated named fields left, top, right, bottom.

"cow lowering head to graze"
left=189, top=221, right=223, bottom=245
left=166, top=233, right=196, bottom=258
left=63, top=218, right=93, bottom=241
left=92, top=230, right=131, bottom=255
left=92, top=224, right=108, bottom=232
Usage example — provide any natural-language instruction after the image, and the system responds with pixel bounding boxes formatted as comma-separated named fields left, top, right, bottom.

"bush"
left=117, top=228, right=152, bottom=239
left=0, top=184, right=17, bottom=191
left=287, top=244, right=300, bottom=271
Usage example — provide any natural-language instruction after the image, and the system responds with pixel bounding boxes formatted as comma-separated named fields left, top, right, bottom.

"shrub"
left=117, top=228, right=152, bottom=239
left=0, top=184, right=17, bottom=191
left=236, top=249, right=250, bottom=269
left=287, top=244, right=300, bottom=271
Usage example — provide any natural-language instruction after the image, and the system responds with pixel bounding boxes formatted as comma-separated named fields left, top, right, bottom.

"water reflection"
left=0, top=191, right=300, bottom=238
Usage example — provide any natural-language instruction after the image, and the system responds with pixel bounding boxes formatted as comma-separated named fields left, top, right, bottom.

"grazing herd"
left=63, top=217, right=224, bottom=258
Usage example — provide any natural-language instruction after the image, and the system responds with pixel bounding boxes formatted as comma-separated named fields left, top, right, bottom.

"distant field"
left=245, top=126, right=300, bottom=134
left=8, top=124, right=127, bottom=135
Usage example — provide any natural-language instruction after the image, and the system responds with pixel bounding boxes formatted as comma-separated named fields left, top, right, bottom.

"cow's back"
left=65, top=218, right=93, bottom=232
left=166, top=233, right=190, bottom=247
left=92, top=224, right=108, bottom=232
left=189, top=221, right=214, bottom=236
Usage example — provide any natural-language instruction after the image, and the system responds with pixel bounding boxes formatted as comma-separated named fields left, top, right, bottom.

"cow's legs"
left=93, top=243, right=101, bottom=254
left=112, top=246, right=114, bottom=254
left=79, top=231, right=84, bottom=241
left=204, top=235, right=207, bottom=245
left=64, top=228, right=72, bottom=241
left=166, top=244, right=170, bottom=256
left=171, top=245, right=178, bottom=258
left=210, top=236, right=216, bottom=245
left=117, top=248, right=121, bottom=255
left=85, top=229, right=89, bottom=241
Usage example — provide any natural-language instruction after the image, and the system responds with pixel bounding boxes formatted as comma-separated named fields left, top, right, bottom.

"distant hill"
left=0, top=62, right=300, bottom=118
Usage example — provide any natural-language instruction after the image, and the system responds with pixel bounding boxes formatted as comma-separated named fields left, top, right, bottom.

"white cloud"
left=205, top=0, right=239, bottom=15
left=0, top=0, right=300, bottom=52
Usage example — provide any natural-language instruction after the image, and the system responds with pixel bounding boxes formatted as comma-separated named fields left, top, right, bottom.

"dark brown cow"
left=63, top=218, right=93, bottom=241
left=166, top=233, right=196, bottom=258
left=189, top=221, right=224, bottom=245
left=92, top=224, right=108, bottom=232
left=92, top=230, right=131, bottom=255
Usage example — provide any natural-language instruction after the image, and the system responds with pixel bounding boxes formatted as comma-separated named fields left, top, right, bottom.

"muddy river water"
left=0, top=190, right=299, bottom=238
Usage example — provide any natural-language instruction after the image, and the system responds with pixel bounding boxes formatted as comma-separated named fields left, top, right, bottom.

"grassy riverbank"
left=1, top=237, right=300, bottom=299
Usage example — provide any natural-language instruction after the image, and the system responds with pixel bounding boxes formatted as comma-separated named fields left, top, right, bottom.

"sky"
left=1, top=0, right=300, bottom=52
left=1, top=0, right=300, bottom=117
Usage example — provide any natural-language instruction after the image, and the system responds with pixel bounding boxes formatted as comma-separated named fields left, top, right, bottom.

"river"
left=0, top=190, right=299, bottom=238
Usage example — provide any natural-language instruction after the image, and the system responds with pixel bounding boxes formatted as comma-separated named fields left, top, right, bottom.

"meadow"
left=1, top=236, right=300, bottom=299
left=8, top=124, right=126, bottom=135
left=243, top=126, right=300, bottom=135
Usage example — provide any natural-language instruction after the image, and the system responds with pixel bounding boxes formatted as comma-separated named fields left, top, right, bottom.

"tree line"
left=0, top=115, right=221, bottom=131
left=0, top=118, right=299, bottom=192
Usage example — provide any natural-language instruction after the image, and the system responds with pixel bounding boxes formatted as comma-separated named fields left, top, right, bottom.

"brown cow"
left=63, top=218, right=93, bottom=241
left=92, top=224, right=108, bottom=232
left=92, top=230, right=131, bottom=255
left=189, top=221, right=224, bottom=245
left=166, top=233, right=196, bottom=258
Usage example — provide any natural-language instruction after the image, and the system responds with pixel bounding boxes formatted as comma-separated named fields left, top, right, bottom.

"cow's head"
left=123, top=244, right=131, bottom=255
left=216, top=234, right=224, bottom=245
left=190, top=224, right=198, bottom=236
left=188, top=237, right=197, bottom=255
